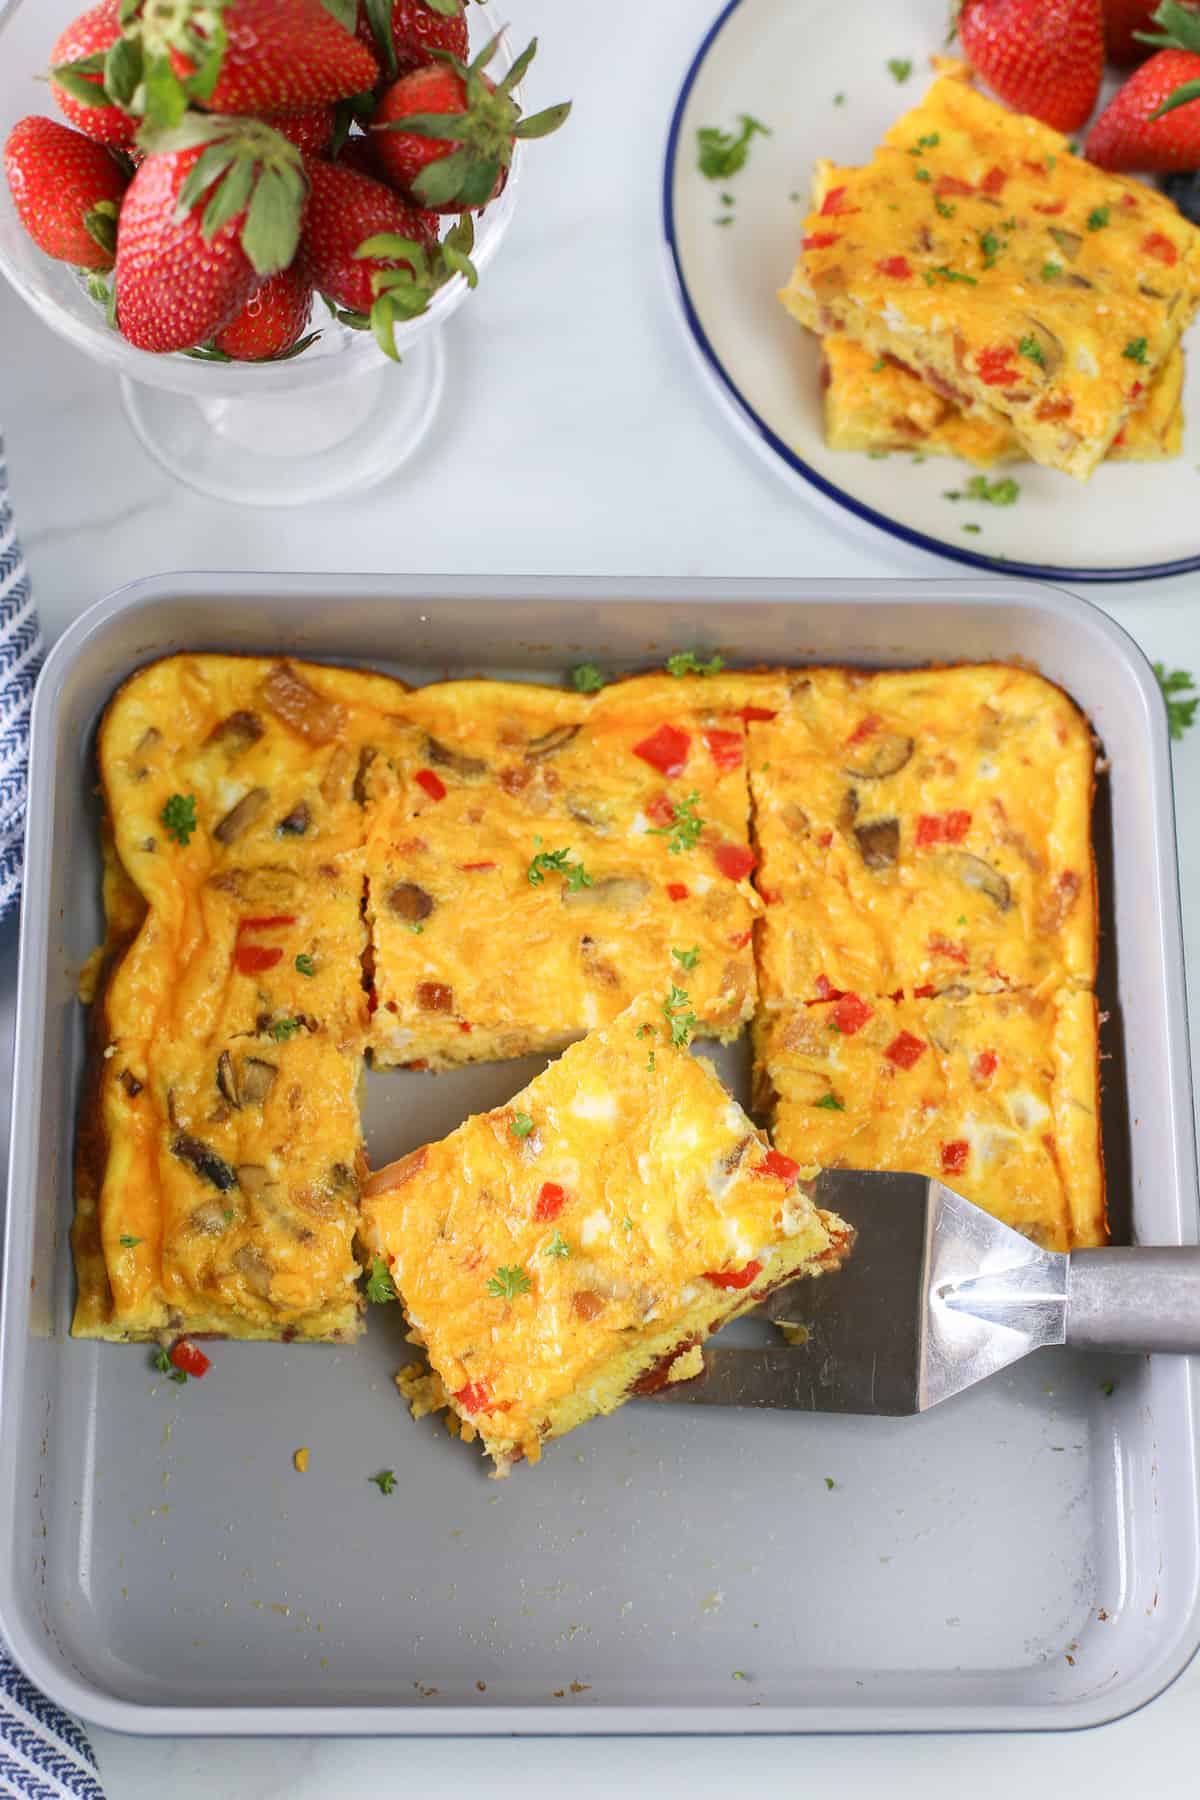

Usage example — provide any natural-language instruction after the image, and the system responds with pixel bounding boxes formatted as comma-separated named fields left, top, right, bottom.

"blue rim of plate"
left=662, top=0, right=1200, bottom=586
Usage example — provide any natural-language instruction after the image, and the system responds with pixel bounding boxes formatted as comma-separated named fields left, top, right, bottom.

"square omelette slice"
left=753, top=986, right=1104, bottom=1251
left=748, top=664, right=1096, bottom=1005
left=360, top=990, right=852, bottom=1473
left=365, top=673, right=789, bottom=1069
left=788, top=74, right=1200, bottom=479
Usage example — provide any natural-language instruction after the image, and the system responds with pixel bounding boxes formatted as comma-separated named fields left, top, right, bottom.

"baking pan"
left=0, top=573, right=1196, bottom=1736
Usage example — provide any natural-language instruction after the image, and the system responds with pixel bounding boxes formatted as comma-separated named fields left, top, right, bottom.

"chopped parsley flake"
left=648, top=790, right=705, bottom=855
left=663, top=983, right=698, bottom=1048
left=833, top=92, right=846, bottom=106
left=487, top=1264, right=532, bottom=1301
left=636, top=1023, right=655, bottom=1038
left=510, top=1111, right=535, bottom=1138
left=714, top=215, right=734, bottom=227
left=944, top=475, right=1019, bottom=506
left=1019, top=334, right=1046, bottom=367
left=1154, top=664, right=1198, bottom=740
left=571, top=662, right=606, bottom=693
left=169, top=1369, right=188, bottom=1385
left=528, top=847, right=593, bottom=890
left=1087, top=206, right=1110, bottom=231
left=1123, top=336, right=1149, bottom=364
left=153, top=1348, right=171, bottom=1374
left=369, top=1470, right=397, bottom=1495
left=980, top=230, right=1003, bottom=267
left=962, top=523, right=982, bottom=534
left=935, top=198, right=955, bottom=219
left=915, top=131, right=940, bottom=148
left=871, top=358, right=885, bottom=372
left=1100, top=1379, right=1117, bottom=1397
left=887, top=57, right=913, bottom=82
left=294, top=953, right=315, bottom=977
left=923, top=265, right=976, bottom=285
left=1042, top=260, right=1062, bottom=280
left=732, top=1670, right=747, bottom=1680
left=720, top=191, right=736, bottom=206
left=365, top=1255, right=397, bottom=1303
left=161, top=793, right=197, bottom=846
left=406, top=922, right=424, bottom=934
left=814, top=1093, right=844, bottom=1111
left=914, top=167, right=931, bottom=182
left=623, top=1216, right=633, bottom=1233
left=269, top=1017, right=302, bottom=1041
left=646, top=1050, right=657, bottom=1072
left=120, top=1234, right=141, bottom=1247
left=666, top=649, right=724, bottom=678
left=824, top=1475, right=837, bottom=1490
left=543, top=1232, right=571, bottom=1259
left=696, top=114, right=770, bottom=181
left=672, top=945, right=700, bottom=970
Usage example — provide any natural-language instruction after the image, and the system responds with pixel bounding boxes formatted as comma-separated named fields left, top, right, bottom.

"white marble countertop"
left=4, top=0, right=1200, bottom=1791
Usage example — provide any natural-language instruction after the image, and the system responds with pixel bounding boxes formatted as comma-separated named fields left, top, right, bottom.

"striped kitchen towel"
left=0, top=446, right=102, bottom=1798
left=0, top=438, right=42, bottom=920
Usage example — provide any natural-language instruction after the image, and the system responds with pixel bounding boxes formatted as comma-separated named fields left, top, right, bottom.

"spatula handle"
left=1066, top=1248, right=1200, bottom=1354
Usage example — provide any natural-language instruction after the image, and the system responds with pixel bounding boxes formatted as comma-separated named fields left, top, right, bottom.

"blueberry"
left=1160, top=170, right=1200, bottom=226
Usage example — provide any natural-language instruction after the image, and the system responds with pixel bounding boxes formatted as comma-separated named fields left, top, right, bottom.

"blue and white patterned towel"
left=0, top=445, right=103, bottom=1799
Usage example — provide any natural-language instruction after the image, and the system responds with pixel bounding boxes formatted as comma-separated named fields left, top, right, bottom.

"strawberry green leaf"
left=242, top=163, right=305, bottom=276
left=201, top=153, right=254, bottom=237
left=456, top=153, right=500, bottom=207
left=377, top=110, right=473, bottom=140
left=141, top=51, right=189, bottom=133
left=363, top=0, right=398, bottom=77
left=83, top=202, right=119, bottom=259
left=425, top=0, right=463, bottom=15
left=499, top=35, right=539, bottom=92
left=105, top=35, right=143, bottom=107
left=1139, top=0, right=1200, bottom=52
left=1150, top=77, right=1200, bottom=120
left=412, top=144, right=473, bottom=206
left=370, top=292, right=405, bottom=361
left=49, top=53, right=111, bottom=107
left=512, top=101, right=572, bottom=140
left=354, top=232, right=431, bottom=270
left=319, top=0, right=358, bottom=29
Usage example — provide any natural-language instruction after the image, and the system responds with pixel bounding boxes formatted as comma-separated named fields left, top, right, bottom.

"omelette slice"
left=753, top=986, right=1104, bottom=1251
left=748, top=664, right=1096, bottom=1005
left=360, top=990, right=852, bottom=1473
left=787, top=75, right=1200, bottom=479
left=365, top=673, right=787, bottom=1070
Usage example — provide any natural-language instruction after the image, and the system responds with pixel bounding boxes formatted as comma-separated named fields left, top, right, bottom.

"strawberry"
left=1086, top=48, right=1200, bottom=165
left=120, top=0, right=380, bottom=131
left=370, top=33, right=570, bottom=212
left=299, top=155, right=475, bottom=356
left=356, top=0, right=468, bottom=79
left=115, top=116, right=308, bottom=353
left=211, top=263, right=316, bottom=359
left=1105, top=0, right=1200, bottom=61
left=954, top=0, right=1105, bottom=132
left=49, top=0, right=137, bottom=149
left=4, top=116, right=128, bottom=271
left=261, top=106, right=336, bottom=155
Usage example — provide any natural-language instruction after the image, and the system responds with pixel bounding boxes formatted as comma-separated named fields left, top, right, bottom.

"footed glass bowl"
left=0, top=0, right=520, bottom=504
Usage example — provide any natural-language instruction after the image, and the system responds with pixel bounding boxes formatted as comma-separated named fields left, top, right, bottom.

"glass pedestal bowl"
left=0, top=0, right=520, bottom=505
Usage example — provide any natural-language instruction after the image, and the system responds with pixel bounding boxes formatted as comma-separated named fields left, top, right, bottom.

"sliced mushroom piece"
left=838, top=788, right=859, bottom=833
left=525, top=724, right=580, bottom=762
left=1065, top=273, right=1094, bottom=290
left=945, top=850, right=1012, bottom=911
left=320, top=745, right=353, bottom=805
left=214, top=787, right=269, bottom=844
left=172, top=1134, right=238, bottom=1191
left=1139, top=283, right=1166, bottom=300
left=261, top=662, right=346, bottom=746
left=189, top=1199, right=232, bottom=1237
left=235, top=1163, right=271, bottom=1198
left=780, top=800, right=811, bottom=839
left=118, top=1068, right=143, bottom=1098
left=841, top=733, right=914, bottom=779
left=561, top=875, right=651, bottom=912
left=207, top=710, right=264, bottom=753
left=353, top=745, right=378, bottom=807
left=854, top=817, right=900, bottom=869
left=277, top=801, right=310, bottom=837
left=387, top=881, right=435, bottom=922
left=579, top=935, right=623, bottom=989
left=425, top=734, right=487, bottom=779
left=565, top=793, right=607, bottom=830
left=572, top=1289, right=605, bottom=1321
left=232, top=1243, right=274, bottom=1299
left=216, top=1050, right=240, bottom=1109
left=1048, top=226, right=1082, bottom=261
left=239, top=1058, right=277, bottom=1106
left=1016, top=314, right=1064, bottom=377
left=134, top=726, right=162, bottom=755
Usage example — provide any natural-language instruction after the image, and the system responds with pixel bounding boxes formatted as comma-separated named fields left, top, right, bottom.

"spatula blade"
left=644, top=1170, right=1068, bottom=1415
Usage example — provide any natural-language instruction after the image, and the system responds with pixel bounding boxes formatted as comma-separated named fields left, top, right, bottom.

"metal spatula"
left=647, top=1171, right=1200, bottom=1416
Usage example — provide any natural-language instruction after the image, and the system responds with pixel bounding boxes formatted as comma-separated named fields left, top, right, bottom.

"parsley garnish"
left=672, top=945, right=700, bottom=970
left=169, top=1370, right=187, bottom=1385
left=543, top=1232, right=570, bottom=1259
left=295, top=953, right=315, bottom=977
left=979, top=230, right=1003, bottom=267
left=1019, top=334, right=1046, bottom=367
left=814, top=1093, right=845, bottom=1110
left=935, top=199, right=955, bottom=219
left=636, top=1022, right=655, bottom=1038
left=962, top=523, right=982, bottom=534
left=406, top=922, right=424, bottom=934
left=1123, top=337, right=1149, bottom=365
left=571, top=662, right=606, bottom=693
left=914, top=131, right=939, bottom=149
left=1100, top=1379, right=1117, bottom=1397
left=365, top=1255, right=396, bottom=1303
left=915, top=167, right=931, bottom=182
left=833, top=91, right=846, bottom=106
left=943, top=475, right=1019, bottom=506
left=887, top=57, right=913, bottom=82
left=663, top=983, right=698, bottom=1048
left=120, top=1234, right=141, bottom=1247
left=1087, top=206, right=1110, bottom=231
left=1154, top=664, right=1198, bottom=740
left=923, top=265, right=976, bottom=285
left=153, top=1348, right=171, bottom=1374
left=161, top=793, right=197, bottom=846
left=871, top=358, right=885, bottom=372
left=623, top=1216, right=633, bottom=1233
left=824, top=1475, right=837, bottom=1490
left=696, top=115, right=770, bottom=180
left=646, top=1050, right=657, bottom=1072
left=369, top=1470, right=397, bottom=1495
left=528, top=847, right=593, bottom=890
left=1042, top=260, right=1062, bottom=280
left=487, top=1265, right=532, bottom=1300
left=648, top=791, right=704, bottom=855
left=666, top=649, right=724, bottom=678
left=269, top=1017, right=302, bottom=1042
left=510, top=1111, right=535, bottom=1138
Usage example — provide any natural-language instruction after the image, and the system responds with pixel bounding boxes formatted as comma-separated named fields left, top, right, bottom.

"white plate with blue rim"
left=662, top=0, right=1200, bottom=582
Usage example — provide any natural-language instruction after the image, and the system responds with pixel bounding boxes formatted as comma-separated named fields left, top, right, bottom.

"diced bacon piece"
left=1119, top=192, right=1139, bottom=209
left=820, top=185, right=853, bottom=215
left=702, top=727, right=743, bottom=772
left=713, top=843, right=756, bottom=882
left=814, top=973, right=846, bottom=1002
left=977, top=346, right=1020, bottom=387
left=235, top=944, right=283, bottom=975
left=535, top=1182, right=566, bottom=1222
left=935, top=175, right=973, bottom=197
left=913, top=984, right=936, bottom=999
left=646, top=791, right=678, bottom=828
left=1033, top=200, right=1065, bottom=215
left=944, top=809, right=971, bottom=843
left=833, top=993, right=872, bottom=1035
left=461, top=861, right=497, bottom=871
left=1130, top=381, right=1144, bottom=399
left=755, top=1149, right=800, bottom=1184
left=876, top=255, right=912, bottom=279
left=415, top=768, right=447, bottom=802
left=454, top=1380, right=494, bottom=1414
left=804, top=232, right=839, bottom=249
left=941, top=1140, right=969, bottom=1175
left=816, top=831, right=833, bottom=849
left=1021, top=160, right=1049, bottom=178
left=846, top=713, right=881, bottom=746
left=729, top=928, right=753, bottom=949
left=980, top=165, right=1007, bottom=195
left=885, top=1031, right=927, bottom=1070
left=239, top=915, right=296, bottom=933
left=915, top=814, right=942, bottom=848
left=928, top=936, right=969, bottom=966
left=972, top=1050, right=998, bottom=1081
left=416, top=981, right=453, bottom=1012
left=704, top=1260, right=763, bottom=1290
left=1144, top=231, right=1178, bottom=266
left=738, top=705, right=777, bottom=723
left=633, top=723, right=690, bottom=777
left=666, top=882, right=689, bottom=902
left=1035, top=395, right=1074, bottom=422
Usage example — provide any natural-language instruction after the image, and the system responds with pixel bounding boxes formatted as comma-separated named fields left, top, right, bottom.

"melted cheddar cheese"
left=360, top=992, right=851, bottom=1472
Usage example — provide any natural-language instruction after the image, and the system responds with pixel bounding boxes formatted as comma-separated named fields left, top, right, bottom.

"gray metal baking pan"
left=0, top=573, right=1196, bottom=1737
